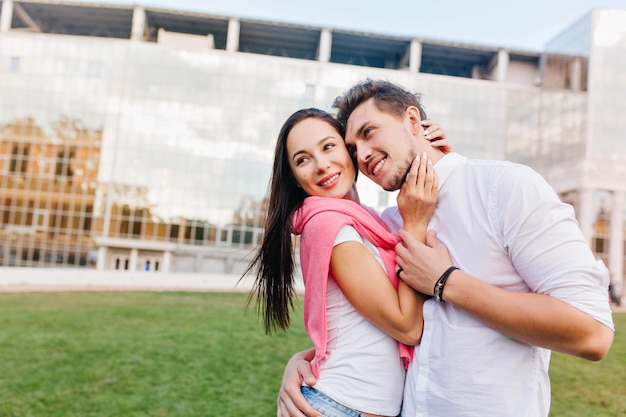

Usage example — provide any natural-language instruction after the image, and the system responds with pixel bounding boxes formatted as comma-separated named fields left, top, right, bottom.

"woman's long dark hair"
left=243, top=108, right=345, bottom=334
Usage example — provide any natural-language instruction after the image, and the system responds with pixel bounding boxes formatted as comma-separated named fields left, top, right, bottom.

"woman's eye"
left=364, top=128, right=373, bottom=137
left=323, top=143, right=335, bottom=151
left=296, top=156, right=307, bottom=165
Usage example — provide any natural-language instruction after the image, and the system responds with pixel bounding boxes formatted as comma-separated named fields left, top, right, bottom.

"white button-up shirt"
left=381, top=153, right=614, bottom=417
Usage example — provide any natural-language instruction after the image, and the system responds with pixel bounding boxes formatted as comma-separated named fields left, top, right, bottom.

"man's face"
left=344, top=98, right=419, bottom=191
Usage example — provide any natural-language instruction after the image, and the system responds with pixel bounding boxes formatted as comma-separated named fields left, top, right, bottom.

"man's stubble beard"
left=382, top=150, right=418, bottom=192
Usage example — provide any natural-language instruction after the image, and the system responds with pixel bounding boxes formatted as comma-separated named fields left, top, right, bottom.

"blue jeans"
left=301, top=386, right=367, bottom=417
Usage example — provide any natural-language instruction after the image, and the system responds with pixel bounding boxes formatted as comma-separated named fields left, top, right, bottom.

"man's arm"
left=395, top=164, right=614, bottom=361
left=396, top=230, right=613, bottom=360
left=276, top=348, right=322, bottom=417
left=442, top=265, right=614, bottom=360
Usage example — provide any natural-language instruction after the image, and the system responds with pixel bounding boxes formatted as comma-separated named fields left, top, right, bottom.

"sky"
left=83, top=0, right=626, bottom=51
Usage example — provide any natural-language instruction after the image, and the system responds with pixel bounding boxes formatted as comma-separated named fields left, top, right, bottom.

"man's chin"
left=369, top=174, right=402, bottom=192
left=381, top=180, right=402, bottom=192
left=383, top=185, right=401, bottom=192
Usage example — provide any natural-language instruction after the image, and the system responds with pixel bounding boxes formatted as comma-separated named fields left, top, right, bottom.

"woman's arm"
left=330, top=241, right=426, bottom=345
left=330, top=154, right=437, bottom=345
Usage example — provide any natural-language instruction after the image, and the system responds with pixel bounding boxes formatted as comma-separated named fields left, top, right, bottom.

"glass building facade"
left=0, top=1, right=623, bottom=296
left=538, top=9, right=626, bottom=299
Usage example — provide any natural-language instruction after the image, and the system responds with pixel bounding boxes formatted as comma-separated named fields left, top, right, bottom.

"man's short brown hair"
left=332, top=79, right=427, bottom=127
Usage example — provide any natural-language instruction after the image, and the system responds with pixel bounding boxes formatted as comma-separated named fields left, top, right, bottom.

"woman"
left=245, top=108, right=448, bottom=417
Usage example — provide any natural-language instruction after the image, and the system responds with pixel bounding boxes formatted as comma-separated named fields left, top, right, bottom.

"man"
left=277, top=79, right=614, bottom=417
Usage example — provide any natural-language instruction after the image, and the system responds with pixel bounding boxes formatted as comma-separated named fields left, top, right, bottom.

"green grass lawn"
left=0, top=292, right=623, bottom=417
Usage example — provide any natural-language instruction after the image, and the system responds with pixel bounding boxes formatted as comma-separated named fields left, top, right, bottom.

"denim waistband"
left=301, top=386, right=367, bottom=417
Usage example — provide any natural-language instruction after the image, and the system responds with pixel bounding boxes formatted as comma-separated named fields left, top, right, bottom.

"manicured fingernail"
left=422, top=152, right=427, bottom=159
left=423, top=129, right=429, bottom=136
left=428, top=159, right=432, bottom=165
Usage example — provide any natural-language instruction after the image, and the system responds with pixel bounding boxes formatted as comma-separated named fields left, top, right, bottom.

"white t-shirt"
left=311, top=225, right=406, bottom=416
left=381, top=153, right=614, bottom=417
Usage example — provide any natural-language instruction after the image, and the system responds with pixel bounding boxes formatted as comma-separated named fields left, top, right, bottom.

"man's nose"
left=356, top=144, right=372, bottom=163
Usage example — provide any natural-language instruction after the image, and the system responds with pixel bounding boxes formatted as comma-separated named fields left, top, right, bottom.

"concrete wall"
left=0, top=267, right=305, bottom=294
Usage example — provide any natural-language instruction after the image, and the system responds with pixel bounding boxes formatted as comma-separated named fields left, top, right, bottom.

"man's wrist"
left=434, top=266, right=459, bottom=302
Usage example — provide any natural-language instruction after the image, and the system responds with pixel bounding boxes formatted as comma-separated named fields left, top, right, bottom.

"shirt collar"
left=434, top=152, right=467, bottom=188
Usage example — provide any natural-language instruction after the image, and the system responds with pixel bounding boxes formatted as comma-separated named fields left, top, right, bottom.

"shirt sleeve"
left=334, top=225, right=365, bottom=246
left=495, top=163, right=614, bottom=330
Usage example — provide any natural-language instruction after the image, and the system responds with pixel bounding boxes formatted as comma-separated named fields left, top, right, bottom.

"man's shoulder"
left=465, top=158, right=514, bottom=169
left=464, top=158, right=535, bottom=178
left=461, top=158, right=554, bottom=203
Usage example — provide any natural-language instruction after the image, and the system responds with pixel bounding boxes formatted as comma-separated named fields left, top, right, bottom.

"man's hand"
left=395, top=230, right=453, bottom=295
left=276, top=349, right=322, bottom=417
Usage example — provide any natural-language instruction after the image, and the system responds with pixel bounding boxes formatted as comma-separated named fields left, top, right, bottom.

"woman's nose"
left=315, top=157, right=331, bottom=172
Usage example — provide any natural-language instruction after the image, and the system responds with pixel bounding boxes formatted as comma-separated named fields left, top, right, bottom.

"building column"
left=318, top=28, right=332, bottom=63
left=0, top=0, right=14, bottom=32
left=495, top=49, right=509, bottom=82
left=225, top=254, right=234, bottom=274
left=162, top=250, right=172, bottom=273
left=570, top=57, right=582, bottom=91
left=96, top=246, right=108, bottom=271
left=609, top=190, right=624, bottom=292
left=131, top=6, right=146, bottom=41
left=226, top=18, right=240, bottom=52
left=194, top=253, right=202, bottom=273
left=578, top=188, right=595, bottom=244
left=409, top=39, right=422, bottom=73
left=130, top=248, right=138, bottom=271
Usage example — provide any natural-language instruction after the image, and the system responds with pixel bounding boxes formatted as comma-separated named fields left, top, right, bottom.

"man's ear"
left=406, top=106, right=422, bottom=134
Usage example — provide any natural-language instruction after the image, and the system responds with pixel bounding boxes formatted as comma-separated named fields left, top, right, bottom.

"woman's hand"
left=397, top=152, right=438, bottom=237
left=422, top=119, right=452, bottom=154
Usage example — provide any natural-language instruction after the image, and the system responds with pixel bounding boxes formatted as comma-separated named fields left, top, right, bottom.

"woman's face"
left=286, top=117, right=356, bottom=200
